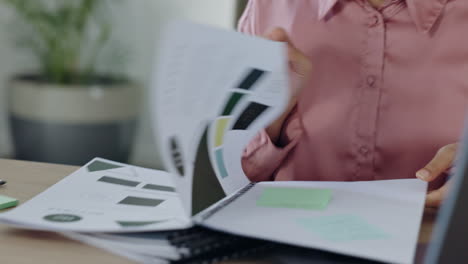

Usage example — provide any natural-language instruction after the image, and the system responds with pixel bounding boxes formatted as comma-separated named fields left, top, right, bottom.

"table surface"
left=0, top=159, right=437, bottom=264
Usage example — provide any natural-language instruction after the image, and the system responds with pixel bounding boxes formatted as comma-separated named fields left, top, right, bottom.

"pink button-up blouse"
left=239, top=0, right=468, bottom=187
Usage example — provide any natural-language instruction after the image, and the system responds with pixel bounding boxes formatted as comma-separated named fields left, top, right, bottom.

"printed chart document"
left=0, top=158, right=191, bottom=233
left=152, top=21, right=291, bottom=215
left=0, top=21, right=428, bottom=264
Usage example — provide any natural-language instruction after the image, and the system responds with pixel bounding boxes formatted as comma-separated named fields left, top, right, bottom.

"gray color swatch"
left=143, top=184, right=176, bottom=192
left=118, top=196, right=164, bottom=207
left=98, top=176, right=140, bottom=187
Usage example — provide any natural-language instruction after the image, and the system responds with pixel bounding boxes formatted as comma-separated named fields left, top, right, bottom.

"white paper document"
left=152, top=21, right=291, bottom=216
left=0, top=158, right=191, bottom=232
left=197, top=180, right=427, bottom=264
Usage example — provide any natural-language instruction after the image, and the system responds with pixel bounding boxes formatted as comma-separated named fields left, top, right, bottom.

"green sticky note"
left=257, top=187, right=332, bottom=210
left=0, top=195, right=19, bottom=210
left=297, top=215, right=390, bottom=242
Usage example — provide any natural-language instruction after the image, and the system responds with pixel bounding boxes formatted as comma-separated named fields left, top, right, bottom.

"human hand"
left=264, top=27, right=312, bottom=99
left=416, top=143, right=458, bottom=207
left=263, top=28, right=312, bottom=143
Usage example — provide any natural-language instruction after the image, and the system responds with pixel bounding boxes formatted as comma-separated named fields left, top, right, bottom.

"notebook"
left=152, top=21, right=427, bottom=264
left=64, top=227, right=277, bottom=264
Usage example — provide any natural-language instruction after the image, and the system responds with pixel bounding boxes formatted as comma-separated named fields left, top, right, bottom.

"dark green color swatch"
left=232, top=102, right=269, bottom=130
left=118, top=196, right=164, bottom=207
left=116, top=220, right=166, bottom=227
left=87, top=160, right=123, bottom=172
left=98, top=176, right=140, bottom=187
left=222, top=92, right=245, bottom=116
left=237, top=68, right=266, bottom=90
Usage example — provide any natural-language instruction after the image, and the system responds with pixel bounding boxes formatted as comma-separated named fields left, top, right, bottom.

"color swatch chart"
left=211, top=68, right=271, bottom=180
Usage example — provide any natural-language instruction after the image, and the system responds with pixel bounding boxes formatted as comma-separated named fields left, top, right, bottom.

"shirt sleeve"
left=241, top=108, right=303, bottom=182
left=238, top=1, right=303, bottom=182
left=237, top=0, right=260, bottom=35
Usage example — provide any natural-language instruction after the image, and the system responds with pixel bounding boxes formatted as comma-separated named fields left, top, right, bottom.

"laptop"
left=424, top=127, right=468, bottom=263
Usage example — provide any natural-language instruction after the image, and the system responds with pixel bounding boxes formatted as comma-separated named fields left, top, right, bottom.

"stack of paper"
left=0, top=21, right=428, bottom=264
left=64, top=226, right=276, bottom=264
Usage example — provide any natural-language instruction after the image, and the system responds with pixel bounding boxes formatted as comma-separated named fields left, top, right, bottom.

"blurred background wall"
left=0, top=0, right=247, bottom=169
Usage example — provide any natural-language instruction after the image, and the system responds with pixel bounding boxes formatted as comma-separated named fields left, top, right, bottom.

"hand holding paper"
left=262, top=27, right=312, bottom=143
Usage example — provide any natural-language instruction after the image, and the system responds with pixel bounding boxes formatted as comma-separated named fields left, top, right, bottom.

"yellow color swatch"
left=215, top=118, right=230, bottom=147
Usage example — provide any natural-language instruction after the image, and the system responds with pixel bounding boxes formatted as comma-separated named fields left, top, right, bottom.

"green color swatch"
left=222, top=92, right=246, bottom=116
left=257, top=187, right=332, bottom=210
left=297, top=215, right=390, bottom=242
left=0, top=195, right=18, bottom=210
left=117, top=220, right=166, bottom=227
left=87, top=160, right=123, bottom=172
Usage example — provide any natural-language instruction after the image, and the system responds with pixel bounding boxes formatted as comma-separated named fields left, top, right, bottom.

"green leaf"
left=2, top=0, right=126, bottom=85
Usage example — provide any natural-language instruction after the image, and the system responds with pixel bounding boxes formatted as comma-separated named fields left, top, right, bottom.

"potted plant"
left=3, top=0, right=140, bottom=165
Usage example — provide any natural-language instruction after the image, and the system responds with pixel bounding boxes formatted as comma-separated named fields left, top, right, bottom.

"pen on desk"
left=0, top=179, right=6, bottom=186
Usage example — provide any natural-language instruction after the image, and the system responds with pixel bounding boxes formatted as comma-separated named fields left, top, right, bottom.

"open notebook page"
left=198, top=180, right=427, bottom=264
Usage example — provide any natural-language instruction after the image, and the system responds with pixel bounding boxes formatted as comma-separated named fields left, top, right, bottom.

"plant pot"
left=8, top=77, right=140, bottom=165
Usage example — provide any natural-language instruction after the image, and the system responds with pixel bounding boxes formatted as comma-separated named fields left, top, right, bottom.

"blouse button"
left=360, top=147, right=370, bottom=156
left=367, top=75, right=376, bottom=88
left=369, top=15, right=380, bottom=27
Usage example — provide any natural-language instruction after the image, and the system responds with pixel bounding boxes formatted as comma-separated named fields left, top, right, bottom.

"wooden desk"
left=0, top=159, right=436, bottom=264
left=0, top=159, right=135, bottom=264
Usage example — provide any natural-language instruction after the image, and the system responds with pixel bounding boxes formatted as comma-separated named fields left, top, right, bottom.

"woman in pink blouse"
left=239, top=0, right=468, bottom=207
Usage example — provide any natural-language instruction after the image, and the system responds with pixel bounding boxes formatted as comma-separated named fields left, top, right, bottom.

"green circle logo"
left=43, top=214, right=82, bottom=223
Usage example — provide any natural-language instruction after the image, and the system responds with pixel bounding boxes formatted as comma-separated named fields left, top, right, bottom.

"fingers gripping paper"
left=152, top=21, right=290, bottom=216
